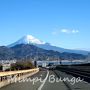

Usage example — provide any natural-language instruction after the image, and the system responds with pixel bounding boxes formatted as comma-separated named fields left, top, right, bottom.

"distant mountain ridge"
left=0, top=44, right=86, bottom=60
left=8, top=35, right=89, bottom=55
left=36, top=44, right=89, bottom=55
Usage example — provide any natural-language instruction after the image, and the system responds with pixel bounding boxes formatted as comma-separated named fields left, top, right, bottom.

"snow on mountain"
left=8, top=35, right=45, bottom=47
left=8, top=35, right=89, bottom=55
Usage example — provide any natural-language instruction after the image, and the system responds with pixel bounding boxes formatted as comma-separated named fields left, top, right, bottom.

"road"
left=0, top=69, right=90, bottom=90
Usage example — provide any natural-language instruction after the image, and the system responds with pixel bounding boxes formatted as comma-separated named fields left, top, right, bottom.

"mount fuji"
left=8, top=35, right=46, bottom=47
left=8, top=35, right=89, bottom=55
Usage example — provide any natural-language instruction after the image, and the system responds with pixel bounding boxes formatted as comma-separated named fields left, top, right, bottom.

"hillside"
left=0, top=44, right=87, bottom=60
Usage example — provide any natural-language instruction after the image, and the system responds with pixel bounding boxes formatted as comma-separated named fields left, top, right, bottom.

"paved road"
left=0, top=69, right=90, bottom=90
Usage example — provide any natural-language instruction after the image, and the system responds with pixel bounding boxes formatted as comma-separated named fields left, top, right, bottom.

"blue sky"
left=0, top=0, right=90, bottom=50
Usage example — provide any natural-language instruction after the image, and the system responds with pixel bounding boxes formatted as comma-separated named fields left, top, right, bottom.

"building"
left=42, top=62, right=47, bottom=67
left=2, top=63, right=11, bottom=71
left=1, top=60, right=16, bottom=71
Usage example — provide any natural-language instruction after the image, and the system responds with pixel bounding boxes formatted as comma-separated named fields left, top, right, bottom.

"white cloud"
left=52, top=29, right=79, bottom=35
left=61, top=29, right=79, bottom=34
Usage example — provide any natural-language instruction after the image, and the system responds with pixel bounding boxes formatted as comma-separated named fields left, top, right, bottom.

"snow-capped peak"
left=8, top=35, right=46, bottom=47
left=22, top=35, right=45, bottom=44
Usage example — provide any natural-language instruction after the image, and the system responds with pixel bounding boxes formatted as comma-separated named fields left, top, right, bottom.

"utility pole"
left=33, top=52, right=39, bottom=68
left=59, top=59, right=62, bottom=65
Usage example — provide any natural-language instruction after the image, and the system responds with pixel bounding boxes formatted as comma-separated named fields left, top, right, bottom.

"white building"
left=2, top=63, right=11, bottom=71
left=1, top=60, right=16, bottom=71
left=42, top=62, right=47, bottom=67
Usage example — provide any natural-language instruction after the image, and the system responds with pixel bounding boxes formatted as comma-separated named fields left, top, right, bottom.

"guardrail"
left=0, top=68, right=39, bottom=88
